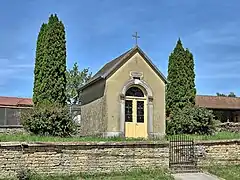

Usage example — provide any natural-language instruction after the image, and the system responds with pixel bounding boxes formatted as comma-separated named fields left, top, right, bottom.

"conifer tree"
left=33, top=14, right=67, bottom=105
left=43, top=14, right=67, bottom=105
left=166, top=39, right=196, bottom=116
left=33, top=23, right=47, bottom=105
left=185, top=49, right=196, bottom=105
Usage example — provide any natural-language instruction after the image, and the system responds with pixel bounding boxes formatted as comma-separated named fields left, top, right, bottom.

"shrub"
left=21, top=103, right=77, bottom=137
left=167, top=105, right=217, bottom=135
left=16, top=169, right=32, bottom=180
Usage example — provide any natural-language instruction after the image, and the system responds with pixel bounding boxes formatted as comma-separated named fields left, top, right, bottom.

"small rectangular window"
left=137, top=101, right=144, bottom=123
left=125, top=100, right=133, bottom=122
left=133, top=77, right=140, bottom=80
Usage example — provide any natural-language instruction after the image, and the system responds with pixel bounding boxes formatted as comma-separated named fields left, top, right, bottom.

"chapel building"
left=79, top=45, right=167, bottom=138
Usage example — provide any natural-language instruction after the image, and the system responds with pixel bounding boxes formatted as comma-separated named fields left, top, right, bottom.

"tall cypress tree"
left=185, top=49, right=196, bottom=105
left=33, top=14, right=67, bottom=106
left=42, top=14, right=67, bottom=105
left=166, top=39, right=196, bottom=116
left=33, top=23, right=47, bottom=105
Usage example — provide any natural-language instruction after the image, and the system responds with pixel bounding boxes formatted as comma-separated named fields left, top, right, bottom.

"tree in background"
left=214, top=92, right=237, bottom=122
left=33, top=23, right=47, bottom=105
left=66, top=62, right=92, bottom=105
left=166, top=39, right=196, bottom=116
left=33, top=14, right=67, bottom=106
left=216, top=92, right=236, bottom=97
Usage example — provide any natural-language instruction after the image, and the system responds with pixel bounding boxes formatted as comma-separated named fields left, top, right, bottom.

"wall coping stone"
left=0, top=139, right=239, bottom=148
left=0, top=125, right=23, bottom=128
left=195, top=139, right=240, bottom=145
left=0, top=141, right=169, bottom=148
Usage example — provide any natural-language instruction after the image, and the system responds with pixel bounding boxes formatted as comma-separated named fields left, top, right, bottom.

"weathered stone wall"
left=0, top=140, right=239, bottom=178
left=0, top=142, right=169, bottom=179
left=195, top=140, right=240, bottom=166
left=0, top=126, right=26, bottom=134
left=218, top=122, right=240, bottom=133
left=80, top=96, right=107, bottom=136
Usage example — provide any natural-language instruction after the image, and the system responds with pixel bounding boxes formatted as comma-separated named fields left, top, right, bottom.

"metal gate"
left=169, top=135, right=198, bottom=173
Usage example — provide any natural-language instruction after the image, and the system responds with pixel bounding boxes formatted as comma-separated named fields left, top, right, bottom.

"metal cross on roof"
left=132, top=32, right=140, bottom=45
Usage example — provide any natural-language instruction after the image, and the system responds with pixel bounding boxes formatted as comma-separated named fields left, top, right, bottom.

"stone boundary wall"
left=0, top=140, right=239, bottom=178
left=195, top=139, right=240, bottom=166
left=218, top=122, right=240, bottom=133
left=0, top=126, right=25, bottom=135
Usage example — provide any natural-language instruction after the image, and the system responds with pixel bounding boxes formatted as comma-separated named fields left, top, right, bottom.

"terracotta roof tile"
left=0, top=96, right=33, bottom=107
left=196, top=95, right=240, bottom=109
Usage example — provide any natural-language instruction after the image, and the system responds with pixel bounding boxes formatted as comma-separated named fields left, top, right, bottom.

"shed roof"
left=196, top=95, right=240, bottom=110
left=0, top=96, right=33, bottom=107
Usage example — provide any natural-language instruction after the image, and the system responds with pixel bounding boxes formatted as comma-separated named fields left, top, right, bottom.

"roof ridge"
left=0, top=96, right=32, bottom=99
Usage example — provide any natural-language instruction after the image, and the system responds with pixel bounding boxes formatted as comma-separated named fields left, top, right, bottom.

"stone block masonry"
left=0, top=140, right=239, bottom=179
left=195, top=139, right=240, bottom=166
left=0, top=142, right=169, bottom=179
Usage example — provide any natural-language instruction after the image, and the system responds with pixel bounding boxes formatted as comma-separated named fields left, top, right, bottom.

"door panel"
left=135, top=100, right=147, bottom=138
left=125, top=99, right=147, bottom=138
left=125, top=100, right=135, bottom=138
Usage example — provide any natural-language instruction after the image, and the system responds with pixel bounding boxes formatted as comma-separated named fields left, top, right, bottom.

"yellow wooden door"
left=125, top=99, right=147, bottom=138
left=135, top=100, right=147, bottom=138
left=125, top=99, right=135, bottom=138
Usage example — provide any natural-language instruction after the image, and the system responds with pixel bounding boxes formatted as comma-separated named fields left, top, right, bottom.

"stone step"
left=170, top=164, right=199, bottom=173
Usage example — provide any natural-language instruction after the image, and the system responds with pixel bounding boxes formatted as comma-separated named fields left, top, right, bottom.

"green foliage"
left=33, top=23, right=47, bottom=105
left=66, top=62, right=92, bottom=105
left=205, top=165, right=240, bottom=180
left=185, top=49, right=196, bottom=105
left=9, top=168, right=174, bottom=180
left=167, top=106, right=217, bottom=135
left=166, top=131, right=240, bottom=141
left=166, top=39, right=196, bottom=116
left=213, top=110, right=230, bottom=122
left=16, top=169, right=33, bottom=180
left=0, top=131, right=238, bottom=143
left=216, top=92, right=236, bottom=97
left=33, top=14, right=67, bottom=105
left=20, top=103, right=77, bottom=137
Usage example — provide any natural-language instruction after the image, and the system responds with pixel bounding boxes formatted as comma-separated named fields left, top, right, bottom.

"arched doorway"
left=125, top=86, right=148, bottom=138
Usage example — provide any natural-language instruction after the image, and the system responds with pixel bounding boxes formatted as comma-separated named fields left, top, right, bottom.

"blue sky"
left=0, top=0, right=240, bottom=98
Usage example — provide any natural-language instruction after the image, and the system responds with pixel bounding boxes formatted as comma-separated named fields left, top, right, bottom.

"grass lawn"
left=205, top=165, right=240, bottom=180
left=166, top=131, right=240, bottom=141
left=0, top=131, right=239, bottom=143
left=6, top=169, right=174, bottom=180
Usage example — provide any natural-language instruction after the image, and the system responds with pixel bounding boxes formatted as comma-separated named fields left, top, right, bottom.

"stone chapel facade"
left=79, top=46, right=167, bottom=138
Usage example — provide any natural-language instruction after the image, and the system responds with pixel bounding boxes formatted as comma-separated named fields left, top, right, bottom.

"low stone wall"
left=0, top=141, right=169, bottom=179
left=0, top=140, right=239, bottom=178
left=218, top=122, right=240, bottom=133
left=195, top=140, right=240, bottom=166
left=0, top=126, right=26, bottom=134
